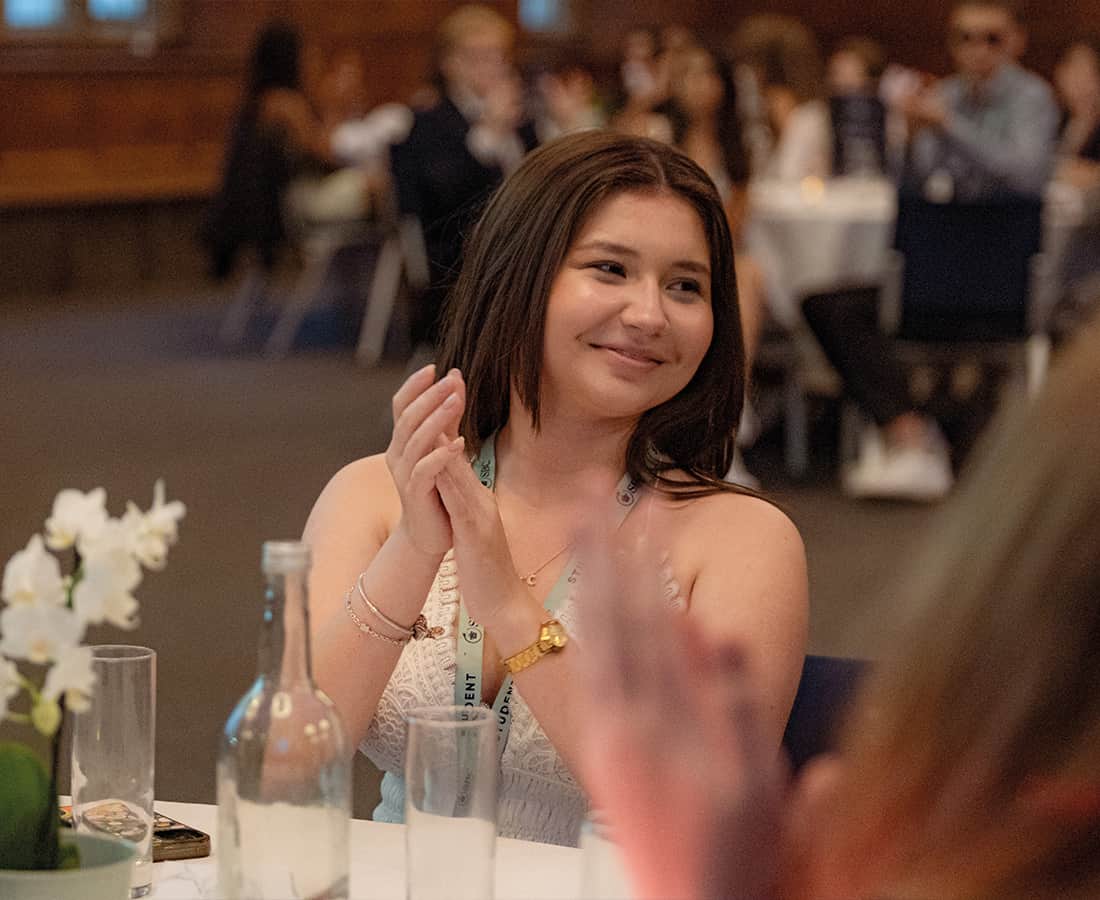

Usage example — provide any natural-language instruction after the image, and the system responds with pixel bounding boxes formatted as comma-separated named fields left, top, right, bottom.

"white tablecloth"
left=746, top=176, right=1095, bottom=331
left=148, top=801, right=585, bottom=900
left=746, top=177, right=897, bottom=329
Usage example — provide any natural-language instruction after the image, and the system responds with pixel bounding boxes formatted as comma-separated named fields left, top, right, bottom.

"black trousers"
left=802, top=286, right=914, bottom=427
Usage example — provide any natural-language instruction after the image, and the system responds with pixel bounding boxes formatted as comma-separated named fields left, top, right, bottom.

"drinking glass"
left=71, top=645, right=156, bottom=898
left=405, top=705, right=496, bottom=900
left=579, top=813, right=633, bottom=899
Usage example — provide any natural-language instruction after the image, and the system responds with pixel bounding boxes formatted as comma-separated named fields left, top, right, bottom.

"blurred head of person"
left=794, top=319, right=1100, bottom=900
left=1055, top=36, right=1100, bottom=119
left=730, top=14, right=823, bottom=103
left=437, top=130, right=745, bottom=494
left=948, top=1, right=1022, bottom=85
left=827, top=36, right=887, bottom=96
left=435, top=4, right=515, bottom=101
left=534, top=50, right=601, bottom=136
left=248, top=20, right=302, bottom=99
left=665, top=45, right=749, bottom=185
left=619, top=26, right=663, bottom=104
left=730, top=14, right=823, bottom=131
left=317, top=48, right=368, bottom=124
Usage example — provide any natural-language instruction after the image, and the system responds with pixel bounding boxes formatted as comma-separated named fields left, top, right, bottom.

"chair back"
left=830, top=95, right=887, bottom=176
left=782, top=654, right=868, bottom=773
left=893, top=196, right=1043, bottom=340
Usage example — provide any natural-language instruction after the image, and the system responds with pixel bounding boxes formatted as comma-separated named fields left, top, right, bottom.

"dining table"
left=121, top=800, right=589, bottom=900
left=745, top=175, right=898, bottom=330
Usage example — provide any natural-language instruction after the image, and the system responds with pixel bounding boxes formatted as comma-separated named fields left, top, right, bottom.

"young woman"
left=202, top=21, right=340, bottom=280
left=581, top=318, right=1100, bottom=897
left=303, top=131, right=808, bottom=846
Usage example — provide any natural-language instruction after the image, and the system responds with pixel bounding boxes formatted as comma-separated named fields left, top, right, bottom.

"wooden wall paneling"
left=1, top=0, right=516, bottom=207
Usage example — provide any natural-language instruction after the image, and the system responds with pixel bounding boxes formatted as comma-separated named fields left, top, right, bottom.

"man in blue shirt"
left=900, top=0, right=1058, bottom=201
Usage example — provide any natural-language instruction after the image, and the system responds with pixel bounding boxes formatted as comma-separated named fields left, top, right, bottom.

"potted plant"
left=0, top=483, right=184, bottom=897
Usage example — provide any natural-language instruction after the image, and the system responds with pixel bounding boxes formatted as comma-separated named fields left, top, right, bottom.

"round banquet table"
left=745, top=176, right=898, bottom=330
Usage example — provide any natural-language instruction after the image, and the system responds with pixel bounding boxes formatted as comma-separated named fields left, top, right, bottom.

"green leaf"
left=0, top=741, right=58, bottom=870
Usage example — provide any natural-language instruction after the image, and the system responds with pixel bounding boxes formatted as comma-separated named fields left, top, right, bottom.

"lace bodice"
left=360, top=549, right=685, bottom=847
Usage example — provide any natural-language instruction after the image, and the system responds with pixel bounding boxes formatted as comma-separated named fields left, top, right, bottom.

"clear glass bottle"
left=217, top=541, right=351, bottom=899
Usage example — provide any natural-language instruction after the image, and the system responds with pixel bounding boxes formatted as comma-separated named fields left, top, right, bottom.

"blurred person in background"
left=609, top=27, right=672, bottom=141
left=531, top=50, right=605, bottom=143
left=1054, top=35, right=1100, bottom=187
left=827, top=36, right=890, bottom=176
left=897, top=0, right=1058, bottom=202
left=803, top=0, right=1059, bottom=500
left=579, top=314, right=1100, bottom=900
left=730, top=14, right=831, bottom=180
left=391, top=4, right=537, bottom=359
left=202, top=21, right=345, bottom=280
left=658, top=43, right=768, bottom=486
left=1049, top=35, right=1100, bottom=335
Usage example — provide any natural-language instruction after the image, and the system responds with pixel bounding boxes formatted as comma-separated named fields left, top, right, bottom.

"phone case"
left=60, top=805, right=211, bottom=862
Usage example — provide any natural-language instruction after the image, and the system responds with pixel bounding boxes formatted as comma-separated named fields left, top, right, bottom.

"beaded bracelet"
left=343, top=578, right=443, bottom=645
left=344, top=588, right=408, bottom=645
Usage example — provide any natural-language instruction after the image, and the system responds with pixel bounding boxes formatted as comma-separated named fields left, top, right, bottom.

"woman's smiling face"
left=538, top=189, right=715, bottom=423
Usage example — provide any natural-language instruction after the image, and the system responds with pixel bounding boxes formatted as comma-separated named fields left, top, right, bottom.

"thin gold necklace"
left=517, top=541, right=573, bottom=587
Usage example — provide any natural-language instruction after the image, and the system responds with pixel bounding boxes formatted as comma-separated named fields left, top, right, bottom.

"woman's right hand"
left=385, top=364, right=466, bottom=556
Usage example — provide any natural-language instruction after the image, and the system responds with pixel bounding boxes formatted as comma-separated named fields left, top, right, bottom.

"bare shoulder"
left=303, top=453, right=400, bottom=545
left=668, top=488, right=804, bottom=564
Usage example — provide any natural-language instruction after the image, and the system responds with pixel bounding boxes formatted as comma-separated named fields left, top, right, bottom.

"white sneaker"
left=842, top=428, right=953, bottom=502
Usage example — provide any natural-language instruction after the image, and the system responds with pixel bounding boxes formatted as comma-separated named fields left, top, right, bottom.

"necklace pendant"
left=522, top=574, right=537, bottom=587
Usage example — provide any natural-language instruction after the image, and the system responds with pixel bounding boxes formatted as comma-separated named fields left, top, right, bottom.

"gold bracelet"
left=356, top=572, right=415, bottom=636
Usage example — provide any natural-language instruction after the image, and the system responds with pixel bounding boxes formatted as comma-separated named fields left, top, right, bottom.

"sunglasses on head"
left=951, top=28, right=1006, bottom=47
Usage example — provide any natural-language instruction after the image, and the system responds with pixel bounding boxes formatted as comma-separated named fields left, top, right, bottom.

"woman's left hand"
left=434, top=451, right=532, bottom=629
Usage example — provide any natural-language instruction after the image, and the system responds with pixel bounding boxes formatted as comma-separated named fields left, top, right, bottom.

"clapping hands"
left=385, top=364, right=466, bottom=556
left=385, top=365, right=528, bottom=626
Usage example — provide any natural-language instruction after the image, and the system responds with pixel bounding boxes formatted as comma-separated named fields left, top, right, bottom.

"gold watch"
left=502, top=619, right=568, bottom=675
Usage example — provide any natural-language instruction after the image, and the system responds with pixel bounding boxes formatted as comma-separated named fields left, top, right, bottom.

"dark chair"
left=782, top=654, right=868, bottom=774
left=879, top=196, right=1056, bottom=396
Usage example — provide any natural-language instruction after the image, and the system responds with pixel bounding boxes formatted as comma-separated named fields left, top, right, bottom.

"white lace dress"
left=359, top=549, right=685, bottom=847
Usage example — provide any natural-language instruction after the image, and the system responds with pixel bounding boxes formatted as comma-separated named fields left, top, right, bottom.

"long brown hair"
left=802, top=321, right=1100, bottom=899
left=436, top=130, right=746, bottom=498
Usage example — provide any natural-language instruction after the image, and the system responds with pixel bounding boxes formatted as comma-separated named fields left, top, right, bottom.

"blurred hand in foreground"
left=576, top=523, right=788, bottom=900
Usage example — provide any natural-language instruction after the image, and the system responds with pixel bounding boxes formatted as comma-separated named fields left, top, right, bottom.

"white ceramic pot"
left=0, top=831, right=136, bottom=900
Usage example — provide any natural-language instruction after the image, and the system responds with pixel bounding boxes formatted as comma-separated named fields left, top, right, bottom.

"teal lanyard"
left=454, top=433, right=639, bottom=758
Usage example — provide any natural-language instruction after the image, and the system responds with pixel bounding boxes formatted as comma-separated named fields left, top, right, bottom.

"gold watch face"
left=538, top=620, right=568, bottom=652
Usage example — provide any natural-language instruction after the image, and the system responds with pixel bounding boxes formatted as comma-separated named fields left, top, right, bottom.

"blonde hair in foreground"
left=810, top=322, right=1100, bottom=899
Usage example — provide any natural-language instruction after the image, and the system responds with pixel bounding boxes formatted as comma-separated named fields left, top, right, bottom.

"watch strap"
left=502, top=619, right=567, bottom=675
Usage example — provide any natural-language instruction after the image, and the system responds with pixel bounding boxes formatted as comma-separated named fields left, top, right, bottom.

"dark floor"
left=0, top=290, right=940, bottom=817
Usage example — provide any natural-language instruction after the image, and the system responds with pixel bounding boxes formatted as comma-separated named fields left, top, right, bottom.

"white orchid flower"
left=1, top=534, right=66, bottom=608
left=0, top=658, right=21, bottom=721
left=72, top=549, right=141, bottom=629
left=0, top=603, right=84, bottom=664
left=76, top=514, right=138, bottom=560
left=146, top=480, right=186, bottom=543
left=121, top=480, right=186, bottom=570
left=44, top=488, right=108, bottom=551
left=42, top=646, right=96, bottom=713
